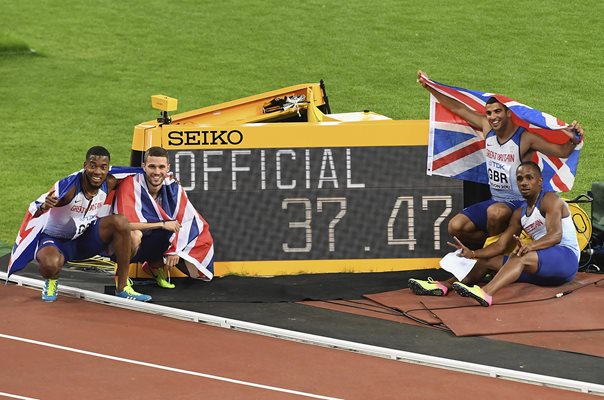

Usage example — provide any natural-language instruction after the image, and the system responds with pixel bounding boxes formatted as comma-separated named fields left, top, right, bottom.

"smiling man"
left=24, top=146, right=151, bottom=302
left=114, top=146, right=214, bottom=288
left=417, top=71, right=583, bottom=248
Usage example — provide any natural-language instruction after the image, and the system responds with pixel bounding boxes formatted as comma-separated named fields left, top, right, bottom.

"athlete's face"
left=516, top=165, right=543, bottom=199
left=143, top=155, right=170, bottom=188
left=485, top=102, right=512, bottom=132
left=83, top=155, right=110, bottom=188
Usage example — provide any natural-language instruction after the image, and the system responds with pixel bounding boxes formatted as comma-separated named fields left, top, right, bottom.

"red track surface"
left=0, top=284, right=594, bottom=400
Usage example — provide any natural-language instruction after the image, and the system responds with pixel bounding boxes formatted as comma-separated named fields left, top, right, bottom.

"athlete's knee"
left=106, top=214, right=131, bottom=234
left=36, top=249, right=64, bottom=278
left=448, top=214, right=470, bottom=236
left=486, top=204, right=512, bottom=224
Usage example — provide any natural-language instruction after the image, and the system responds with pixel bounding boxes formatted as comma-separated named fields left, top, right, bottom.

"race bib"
left=487, top=159, right=512, bottom=191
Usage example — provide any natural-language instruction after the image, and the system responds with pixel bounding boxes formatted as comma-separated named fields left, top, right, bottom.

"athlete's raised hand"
left=447, top=236, right=475, bottom=259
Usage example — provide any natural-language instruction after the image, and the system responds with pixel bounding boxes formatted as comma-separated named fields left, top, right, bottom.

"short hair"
left=86, top=146, right=110, bottom=161
left=143, top=146, right=169, bottom=163
left=485, top=97, right=508, bottom=112
left=517, top=161, right=542, bottom=176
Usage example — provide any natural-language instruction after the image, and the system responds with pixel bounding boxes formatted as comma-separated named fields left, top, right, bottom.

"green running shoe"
left=143, top=262, right=175, bottom=289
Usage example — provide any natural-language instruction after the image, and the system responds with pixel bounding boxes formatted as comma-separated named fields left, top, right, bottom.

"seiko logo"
left=168, top=130, right=244, bottom=146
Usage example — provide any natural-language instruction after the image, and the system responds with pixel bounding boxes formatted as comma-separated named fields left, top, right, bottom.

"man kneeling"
left=408, top=161, right=580, bottom=307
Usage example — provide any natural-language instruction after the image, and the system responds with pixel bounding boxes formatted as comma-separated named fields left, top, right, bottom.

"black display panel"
left=169, top=146, right=463, bottom=261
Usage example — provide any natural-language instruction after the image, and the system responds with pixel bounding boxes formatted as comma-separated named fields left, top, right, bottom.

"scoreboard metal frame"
left=132, top=119, right=464, bottom=276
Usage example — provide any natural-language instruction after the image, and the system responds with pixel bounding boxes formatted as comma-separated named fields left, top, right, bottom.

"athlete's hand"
left=567, top=120, right=584, bottom=145
left=447, top=236, right=474, bottom=259
left=41, top=189, right=58, bottom=211
left=164, top=255, right=180, bottom=267
left=162, top=220, right=181, bottom=232
left=513, top=235, right=532, bottom=256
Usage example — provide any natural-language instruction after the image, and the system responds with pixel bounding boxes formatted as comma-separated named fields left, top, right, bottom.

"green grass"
left=0, top=31, right=33, bottom=55
left=1, top=0, right=603, bottom=245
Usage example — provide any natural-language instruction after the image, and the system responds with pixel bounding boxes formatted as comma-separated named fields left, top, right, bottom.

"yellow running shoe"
left=143, top=262, right=176, bottom=289
left=452, top=282, right=492, bottom=307
left=408, top=277, right=449, bottom=296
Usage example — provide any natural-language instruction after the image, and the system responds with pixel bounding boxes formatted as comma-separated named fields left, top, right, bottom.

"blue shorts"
left=131, top=229, right=173, bottom=263
left=504, top=245, right=578, bottom=286
left=460, top=199, right=524, bottom=233
left=37, top=220, right=108, bottom=262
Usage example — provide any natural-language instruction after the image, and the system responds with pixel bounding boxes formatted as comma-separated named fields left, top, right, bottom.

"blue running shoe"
left=115, top=285, right=152, bottom=302
left=42, top=279, right=59, bottom=302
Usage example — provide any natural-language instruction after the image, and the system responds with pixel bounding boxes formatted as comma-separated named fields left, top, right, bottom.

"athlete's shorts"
left=504, top=245, right=579, bottom=286
left=36, top=220, right=108, bottom=262
left=131, top=229, right=173, bottom=263
left=460, top=198, right=524, bottom=233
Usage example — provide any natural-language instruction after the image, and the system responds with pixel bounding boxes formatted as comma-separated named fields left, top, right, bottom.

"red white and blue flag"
left=422, top=74, right=582, bottom=193
left=113, top=173, right=215, bottom=281
left=7, top=167, right=141, bottom=278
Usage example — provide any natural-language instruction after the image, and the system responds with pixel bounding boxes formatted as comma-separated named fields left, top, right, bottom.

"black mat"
left=109, top=269, right=453, bottom=303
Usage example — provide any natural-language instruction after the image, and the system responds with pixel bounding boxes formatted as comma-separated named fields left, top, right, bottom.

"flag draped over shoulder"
left=421, top=74, right=582, bottom=192
left=113, top=173, right=215, bottom=281
left=7, top=167, right=141, bottom=278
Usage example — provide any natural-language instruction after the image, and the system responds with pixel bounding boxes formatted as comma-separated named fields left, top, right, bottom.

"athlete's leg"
left=448, top=213, right=486, bottom=247
left=459, top=255, right=505, bottom=286
left=130, top=230, right=143, bottom=258
left=485, top=203, right=514, bottom=237
left=36, top=246, right=64, bottom=279
left=482, top=252, right=539, bottom=296
left=97, top=215, right=132, bottom=292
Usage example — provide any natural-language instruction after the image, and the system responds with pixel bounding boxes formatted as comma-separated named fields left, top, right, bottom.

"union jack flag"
left=113, top=173, right=214, bottom=281
left=422, top=74, right=582, bottom=193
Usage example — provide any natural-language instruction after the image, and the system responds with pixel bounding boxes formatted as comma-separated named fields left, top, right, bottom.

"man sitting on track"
left=408, top=161, right=580, bottom=307
left=8, top=146, right=151, bottom=302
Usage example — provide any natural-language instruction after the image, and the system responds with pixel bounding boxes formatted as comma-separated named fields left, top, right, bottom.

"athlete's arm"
left=418, top=71, right=488, bottom=135
left=129, top=220, right=181, bottom=232
left=34, top=185, right=76, bottom=217
left=474, top=208, right=524, bottom=259
left=521, top=131, right=579, bottom=160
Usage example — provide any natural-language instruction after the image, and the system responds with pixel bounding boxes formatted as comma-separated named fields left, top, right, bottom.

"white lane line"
left=0, top=333, right=342, bottom=400
left=0, top=392, right=39, bottom=400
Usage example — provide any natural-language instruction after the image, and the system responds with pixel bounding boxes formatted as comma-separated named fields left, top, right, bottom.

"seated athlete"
left=408, top=161, right=580, bottom=307
left=9, top=146, right=151, bottom=302
left=114, top=146, right=214, bottom=288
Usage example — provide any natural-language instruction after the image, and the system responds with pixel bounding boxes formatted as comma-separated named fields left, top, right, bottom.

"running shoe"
left=115, top=284, right=152, bottom=302
left=142, top=262, right=175, bottom=289
left=408, top=277, right=448, bottom=296
left=42, top=279, right=59, bottom=302
left=452, top=282, right=492, bottom=307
